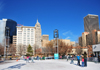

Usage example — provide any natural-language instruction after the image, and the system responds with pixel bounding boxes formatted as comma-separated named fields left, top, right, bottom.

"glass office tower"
left=0, top=19, right=17, bottom=45
left=84, top=14, right=99, bottom=32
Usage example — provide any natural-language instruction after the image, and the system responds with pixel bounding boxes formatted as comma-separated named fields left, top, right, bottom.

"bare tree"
left=0, top=44, right=4, bottom=55
left=87, top=45, right=93, bottom=56
left=46, top=41, right=54, bottom=55
left=33, top=44, right=41, bottom=55
left=17, top=44, right=25, bottom=56
left=75, top=46, right=82, bottom=55
left=9, top=44, right=16, bottom=55
left=45, top=39, right=73, bottom=56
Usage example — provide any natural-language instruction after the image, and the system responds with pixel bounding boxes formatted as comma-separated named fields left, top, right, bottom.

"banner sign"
left=54, top=53, right=59, bottom=59
left=92, top=44, right=100, bottom=52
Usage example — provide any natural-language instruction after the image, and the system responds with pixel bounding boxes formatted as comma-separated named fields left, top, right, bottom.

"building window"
left=27, top=29, right=30, bottom=30
left=27, top=35, right=29, bottom=37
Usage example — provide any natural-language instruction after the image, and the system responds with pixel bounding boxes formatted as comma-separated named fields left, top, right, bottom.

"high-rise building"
left=86, top=33, right=92, bottom=46
left=35, top=19, right=42, bottom=48
left=0, top=19, right=17, bottom=46
left=42, top=35, right=49, bottom=41
left=41, top=35, right=49, bottom=47
left=84, top=14, right=99, bottom=32
left=16, top=26, right=35, bottom=55
left=79, top=36, right=82, bottom=46
left=86, top=29, right=97, bottom=46
left=82, top=32, right=89, bottom=47
left=16, top=19, right=42, bottom=55
left=91, top=29, right=97, bottom=44
left=97, top=30, right=100, bottom=44
left=51, top=39, right=75, bottom=47
left=13, top=35, right=17, bottom=46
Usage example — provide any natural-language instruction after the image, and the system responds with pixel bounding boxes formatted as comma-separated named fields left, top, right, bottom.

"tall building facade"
left=16, top=26, right=35, bottom=55
left=0, top=19, right=17, bottom=46
left=97, top=30, right=100, bottom=44
left=41, top=35, right=49, bottom=47
left=51, top=39, right=75, bottom=47
left=82, top=32, right=89, bottom=47
left=91, top=29, right=97, bottom=44
left=13, top=35, right=17, bottom=46
left=84, top=14, right=99, bottom=32
left=79, top=37, right=82, bottom=46
left=16, top=19, right=42, bottom=55
left=35, top=19, right=42, bottom=48
left=42, top=35, right=49, bottom=41
left=86, top=29, right=98, bottom=46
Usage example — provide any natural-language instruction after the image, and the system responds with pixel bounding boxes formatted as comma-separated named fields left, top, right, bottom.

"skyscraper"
left=16, top=19, right=42, bottom=55
left=82, top=32, right=89, bottom=47
left=0, top=19, right=17, bottom=45
left=35, top=19, right=42, bottom=48
left=84, top=14, right=99, bottom=32
left=79, top=36, right=82, bottom=46
left=16, top=26, right=35, bottom=55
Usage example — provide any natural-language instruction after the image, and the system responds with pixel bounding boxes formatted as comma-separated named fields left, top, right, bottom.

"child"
left=82, top=57, right=84, bottom=67
left=70, top=55, right=74, bottom=64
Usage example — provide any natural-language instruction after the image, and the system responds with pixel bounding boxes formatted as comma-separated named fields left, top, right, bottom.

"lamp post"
left=4, top=27, right=10, bottom=60
left=54, top=29, right=59, bottom=59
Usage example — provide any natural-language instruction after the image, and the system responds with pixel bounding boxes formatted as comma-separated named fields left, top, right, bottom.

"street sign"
left=54, top=53, right=59, bottom=59
left=92, top=44, right=100, bottom=52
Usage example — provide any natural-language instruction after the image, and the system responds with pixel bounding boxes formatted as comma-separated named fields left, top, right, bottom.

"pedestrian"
left=60, top=56, right=62, bottom=59
left=31, top=56, right=34, bottom=63
left=83, top=52, right=87, bottom=67
left=24, top=56, right=25, bottom=61
left=70, top=55, right=74, bottom=64
left=26, top=56, right=29, bottom=63
left=41, top=56, right=42, bottom=60
left=77, top=54, right=81, bottom=66
left=82, top=56, right=84, bottom=67
left=37, top=56, right=39, bottom=60
left=66, top=54, right=69, bottom=61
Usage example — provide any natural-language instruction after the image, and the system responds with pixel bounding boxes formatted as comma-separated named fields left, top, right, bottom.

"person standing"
left=77, top=55, right=81, bottom=66
left=31, top=56, right=34, bottom=63
left=66, top=54, right=69, bottom=61
left=70, top=55, right=74, bottom=64
left=83, top=52, right=87, bottom=67
left=82, top=56, right=84, bottom=67
left=26, top=56, right=29, bottom=63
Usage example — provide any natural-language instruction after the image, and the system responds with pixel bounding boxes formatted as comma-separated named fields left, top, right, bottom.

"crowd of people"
left=21, top=55, right=45, bottom=63
left=17, top=51, right=100, bottom=67
left=66, top=52, right=87, bottom=67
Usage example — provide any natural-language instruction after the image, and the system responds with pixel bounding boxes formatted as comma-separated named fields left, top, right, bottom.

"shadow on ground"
left=1, top=63, right=26, bottom=70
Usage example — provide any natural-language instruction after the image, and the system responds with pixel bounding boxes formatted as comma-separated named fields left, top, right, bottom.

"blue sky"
left=0, top=0, right=100, bottom=42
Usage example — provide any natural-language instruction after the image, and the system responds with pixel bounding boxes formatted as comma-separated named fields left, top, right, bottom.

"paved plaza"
left=0, top=59, right=100, bottom=70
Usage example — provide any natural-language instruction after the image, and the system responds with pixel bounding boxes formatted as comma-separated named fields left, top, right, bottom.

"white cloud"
left=0, top=1, right=5, bottom=12
left=63, top=31, right=72, bottom=36
left=62, top=31, right=79, bottom=41
left=65, top=36, right=70, bottom=39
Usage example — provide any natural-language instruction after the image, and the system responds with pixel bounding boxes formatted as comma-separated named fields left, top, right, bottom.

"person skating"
left=31, top=56, right=34, bottom=63
left=70, top=55, right=74, bottom=64
left=83, top=52, right=87, bottom=67
left=26, top=56, right=29, bottom=63
left=77, top=54, right=81, bottom=66
left=81, top=56, right=84, bottom=67
left=66, top=54, right=69, bottom=61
